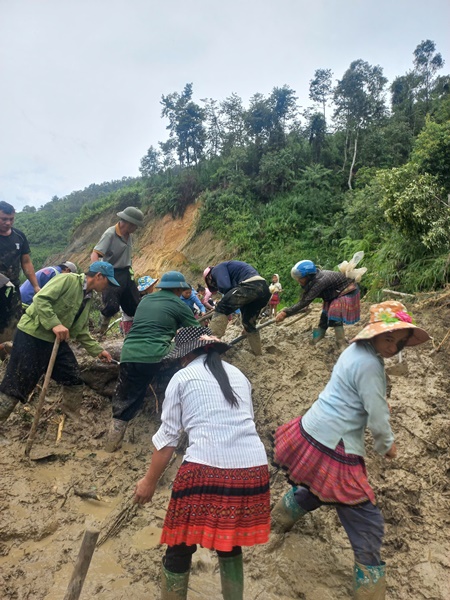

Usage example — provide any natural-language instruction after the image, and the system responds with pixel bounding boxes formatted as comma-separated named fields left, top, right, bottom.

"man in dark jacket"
left=0, top=201, right=40, bottom=344
left=203, top=260, right=270, bottom=355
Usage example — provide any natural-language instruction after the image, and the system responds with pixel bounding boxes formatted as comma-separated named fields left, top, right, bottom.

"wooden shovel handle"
left=25, top=337, right=60, bottom=457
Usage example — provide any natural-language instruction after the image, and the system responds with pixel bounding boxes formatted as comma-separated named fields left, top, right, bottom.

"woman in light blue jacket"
left=271, top=301, right=430, bottom=600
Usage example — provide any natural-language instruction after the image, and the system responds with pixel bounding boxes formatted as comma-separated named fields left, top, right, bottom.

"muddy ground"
left=0, top=298, right=449, bottom=599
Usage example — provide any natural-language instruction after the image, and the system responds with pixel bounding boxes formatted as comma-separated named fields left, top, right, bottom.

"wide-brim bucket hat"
left=156, top=271, right=190, bottom=289
left=350, top=301, right=430, bottom=346
left=117, top=206, right=144, bottom=226
left=165, top=326, right=231, bottom=360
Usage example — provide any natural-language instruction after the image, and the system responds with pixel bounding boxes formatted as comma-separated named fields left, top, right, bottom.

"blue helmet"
left=156, top=271, right=190, bottom=289
left=291, top=260, right=317, bottom=281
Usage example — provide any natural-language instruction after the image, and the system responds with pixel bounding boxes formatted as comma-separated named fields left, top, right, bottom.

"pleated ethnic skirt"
left=160, top=462, right=271, bottom=552
left=273, top=416, right=376, bottom=505
left=323, top=286, right=361, bottom=325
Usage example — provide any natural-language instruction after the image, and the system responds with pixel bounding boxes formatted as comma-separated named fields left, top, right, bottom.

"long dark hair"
left=192, top=347, right=239, bottom=407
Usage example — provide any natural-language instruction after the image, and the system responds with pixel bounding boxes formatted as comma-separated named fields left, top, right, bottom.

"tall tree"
left=309, top=68, right=333, bottom=119
left=219, top=93, right=246, bottom=151
left=334, top=59, right=387, bottom=189
left=413, top=39, right=444, bottom=111
left=139, top=145, right=161, bottom=177
left=161, top=83, right=207, bottom=166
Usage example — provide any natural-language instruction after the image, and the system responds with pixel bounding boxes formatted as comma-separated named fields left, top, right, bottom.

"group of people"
left=0, top=201, right=432, bottom=599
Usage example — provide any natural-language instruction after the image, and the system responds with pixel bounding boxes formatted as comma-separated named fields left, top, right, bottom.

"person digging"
left=203, top=260, right=271, bottom=356
left=105, top=270, right=199, bottom=453
left=0, top=262, right=115, bottom=422
left=276, top=259, right=361, bottom=351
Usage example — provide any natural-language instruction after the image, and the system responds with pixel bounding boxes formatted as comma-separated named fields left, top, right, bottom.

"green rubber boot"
left=0, top=391, right=19, bottom=422
left=209, top=313, right=229, bottom=338
left=161, top=565, right=189, bottom=599
left=353, top=562, right=386, bottom=599
left=219, top=554, right=244, bottom=600
left=61, top=385, right=84, bottom=420
left=334, top=325, right=348, bottom=352
left=312, top=327, right=327, bottom=345
left=271, top=487, right=307, bottom=533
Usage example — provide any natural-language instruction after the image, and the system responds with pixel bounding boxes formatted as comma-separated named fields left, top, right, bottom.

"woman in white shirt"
left=271, top=301, right=430, bottom=600
left=134, top=326, right=270, bottom=600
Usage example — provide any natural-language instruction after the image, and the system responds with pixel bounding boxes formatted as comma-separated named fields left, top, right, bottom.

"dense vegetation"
left=16, top=40, right=450, bottom=304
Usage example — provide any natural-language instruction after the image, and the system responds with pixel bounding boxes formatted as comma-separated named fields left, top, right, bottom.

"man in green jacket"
left=0, top=261, right=117, bottom=422
left=105, top=270, right=199, bottom=452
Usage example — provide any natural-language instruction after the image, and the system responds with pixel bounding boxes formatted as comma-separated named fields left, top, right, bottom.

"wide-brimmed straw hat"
left=350, top=301, right=430, bottom=346
left=165, top=326, right=231, bottom=360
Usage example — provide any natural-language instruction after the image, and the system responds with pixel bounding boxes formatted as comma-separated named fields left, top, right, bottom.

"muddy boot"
left=353, top=562, right=386, bottom=599
left=98, top=315, right=111, bottom=336
left=104, top=418, right=128, bottom=452
left=161, top=565, right=189, bottom=600
left=61, top=385, right=84, bottom=420
left=271, top=487, right=307, bottom=533
left=219, top=554, right=243, bottom=600
left=0, top=341, right=13, bottom=361
left=246, top=332, right=262, bottom=356
left=0, top=391, right=19, bottom=422
left=209, top=313, right=229, bottom=338
left=311, top=327, right=327, bottom=345
left=334, top=325, right=348, bottom=352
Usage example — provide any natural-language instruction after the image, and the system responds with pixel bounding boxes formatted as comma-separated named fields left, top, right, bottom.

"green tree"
left=413, top=39, right=445, bottom=111
left=309, top=68, right=333, bottom=119
left=412, top=118, right=450, bottom=191
left=334, top=60, right=387, bottom=189
left=140, top=145, right=161, bottom=177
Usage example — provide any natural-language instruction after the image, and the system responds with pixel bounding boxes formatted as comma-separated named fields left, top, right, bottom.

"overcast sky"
left=1, top=0, right=449, bottom=211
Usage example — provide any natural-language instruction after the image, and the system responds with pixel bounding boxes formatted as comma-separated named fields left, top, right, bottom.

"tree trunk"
left=347, top=130, right=358, bottom=190
left=341, top=127, right=349, bottom=172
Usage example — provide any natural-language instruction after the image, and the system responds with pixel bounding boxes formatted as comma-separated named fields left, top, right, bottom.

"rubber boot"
left=209, top=313, right=229, bottom=338
left=353, top=562, right=386, bottom=599
left=0, top=391, right=19, bottom=422
left=271, top=487, right=308, bottom=533
left=312, top=327, right=327, bottom=345
left=0, top=341, right=13, bottom=361
left=61, top=385, right=84, bottom=420
left=161, top=565, right=189, bottom=600
left=246, top=332, right=262, bottom=356
left=334, top=325, right=348, bottom=352
left=219, top=554, right=244, bottom=600
left=98, top=315, right=111, bottom=336
left=104, top=418, right=128, bottom=452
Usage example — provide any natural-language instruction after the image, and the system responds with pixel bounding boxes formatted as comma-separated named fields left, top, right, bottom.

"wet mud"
left=0, top=301, right=449, bottom=599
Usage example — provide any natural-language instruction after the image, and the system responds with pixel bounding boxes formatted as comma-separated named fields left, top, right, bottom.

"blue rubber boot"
left=271, top=487, right=307, bottom=533
left=353, top=562, right=386, bottom=599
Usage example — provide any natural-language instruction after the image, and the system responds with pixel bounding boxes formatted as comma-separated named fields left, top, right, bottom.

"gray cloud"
left=1, top=0, right=448, bottom=210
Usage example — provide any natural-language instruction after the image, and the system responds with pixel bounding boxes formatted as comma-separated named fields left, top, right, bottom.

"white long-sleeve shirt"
left=152, top=355, right=268, bottom=469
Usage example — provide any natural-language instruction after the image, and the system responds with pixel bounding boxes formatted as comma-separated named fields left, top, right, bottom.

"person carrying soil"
left=0, top=200, right=40, bottom=347
left=133, top=326, right=270, bottom=600
left=276, top=259, right=361, bottom=351
left=268, top=273, right=283, bottom=317
left=90, top=206, right=144, bottom=335
left=105, top=271, right=199, bottom=452
left=271, top=301, right=430, bottom=599
left=203, top=260, right=271, bottom=355
left=0, top=262, right=116, bottom=422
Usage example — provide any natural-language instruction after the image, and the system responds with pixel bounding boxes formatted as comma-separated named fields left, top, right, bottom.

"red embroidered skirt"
left=273, top=416, right=375, bottom=505
left=323, top=286, right=360, bottom=325
left=269, top=292, right=280, bottom=306
left=160, top=462, right=271, bottom=551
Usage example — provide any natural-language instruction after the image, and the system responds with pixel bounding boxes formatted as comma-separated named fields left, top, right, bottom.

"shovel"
left=25, top=337, right=60, bottom=458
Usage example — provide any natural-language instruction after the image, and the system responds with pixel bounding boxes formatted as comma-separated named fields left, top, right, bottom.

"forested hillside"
left=15, top=39, right=450, bottom=304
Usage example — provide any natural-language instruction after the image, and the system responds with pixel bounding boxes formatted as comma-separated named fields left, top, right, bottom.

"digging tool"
left=228, top=310, right=311, bottom=347
left=197, top=310, right=215, bottom=324
left=25, top=337, right=60, bottom=458
left=63, top=528, right=100, bottom=600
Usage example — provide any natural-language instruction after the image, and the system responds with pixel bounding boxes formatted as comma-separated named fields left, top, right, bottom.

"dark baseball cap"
left=88, top=261, right=120, bottom=286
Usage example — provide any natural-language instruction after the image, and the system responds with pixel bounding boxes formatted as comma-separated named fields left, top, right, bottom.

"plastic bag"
left=338, top=251, right=367, bottom=282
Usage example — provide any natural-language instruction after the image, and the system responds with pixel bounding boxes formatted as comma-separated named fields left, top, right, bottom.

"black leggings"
left=164, top=543, right=242, bottom=574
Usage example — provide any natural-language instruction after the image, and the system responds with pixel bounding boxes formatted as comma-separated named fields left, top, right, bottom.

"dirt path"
left=0, top=302, right=449, bottom=599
